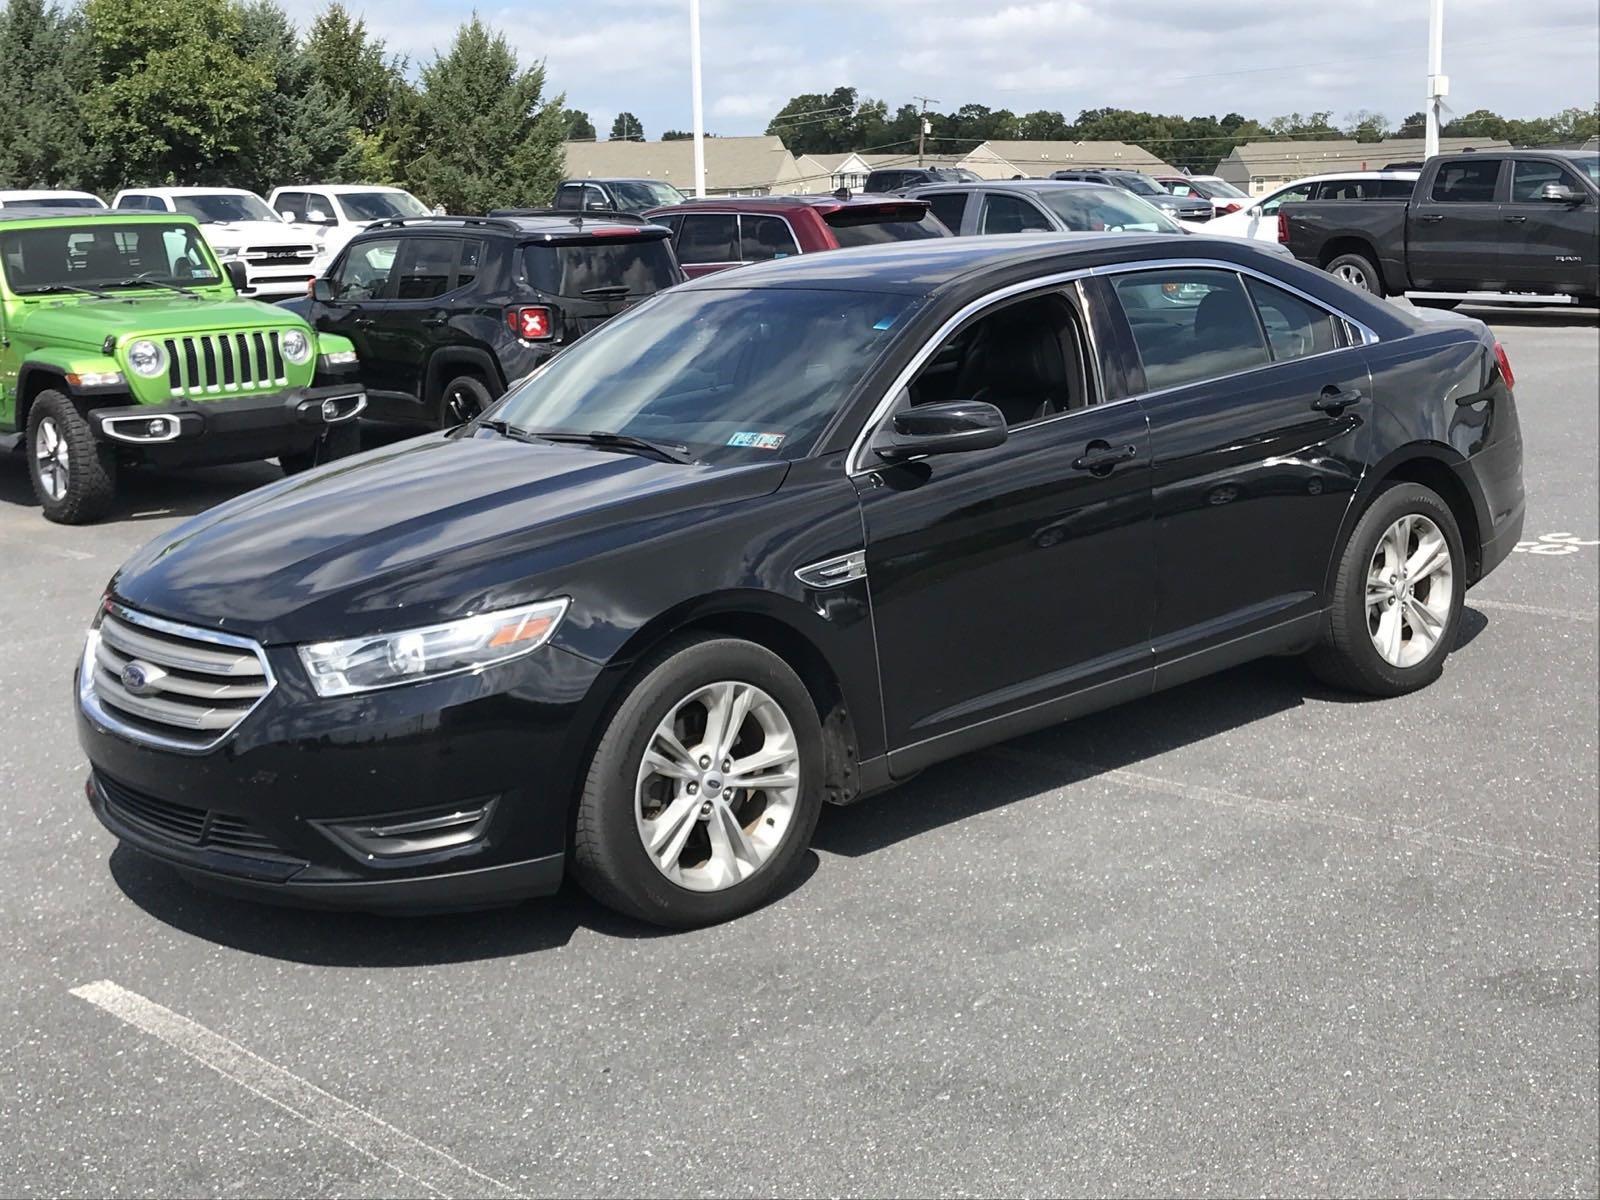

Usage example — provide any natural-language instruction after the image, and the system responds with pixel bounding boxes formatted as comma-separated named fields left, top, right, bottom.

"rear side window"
left=1314, top=179, right=1378, bottom=200
left=979, top=194, right=1053, bottom=234
left=1430, top=159, right=1501, bottom=203
left=1112, top=268, right=1271, bottom=392
left=923, top=191, right=968, bottom=232
left=825, top=208, right=947, bottom=247
left=1379, top=178, right=1416, bottom=198
left=456, top=240, right=484, bottom=290
left=739, top=215, right=798, bottom=261
left=1509, top=160, right=1585, bottom=203
left=524, top=237, right=679, bottom=297
left=674, top=213, right=738, bottom=264
left=1244, top=278, right=1341, bottom=361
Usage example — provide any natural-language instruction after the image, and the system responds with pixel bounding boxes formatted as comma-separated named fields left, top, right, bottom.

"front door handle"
left=1503, top=214, right=1528, bottom=224
left=1072, top=442, right=1138, bottom=473
left=1418, top=213, right=1445, bottom=223
left=422, top=313, right=449, bottom=327
left=1312, top=386, right=1362, bottom=414
left=352, top=315, right=373, bottom=328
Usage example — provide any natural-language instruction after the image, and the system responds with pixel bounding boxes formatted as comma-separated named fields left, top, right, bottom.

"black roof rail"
left=487, top=208, right=655, bottom=224
left=361, top=215, right=522, bottom=233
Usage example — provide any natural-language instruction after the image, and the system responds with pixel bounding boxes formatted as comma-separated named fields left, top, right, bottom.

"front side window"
left=302, top=193, right=338, bottom=225
left=1509, top=160, right=1586, bottom=203
left=1260, top=185, right=1312, bottom=215
left=1244, top=278, right=1342, bottom=361
left=1112, top=268, right=1271, bottom=392
left=1430, top=159, right=1501, bottom=203
left=674, top=213, right=738, bottom=264
left=739, top=215, right=798, bottom=261
left=979, top=193, right=1053, bottom=234
left=171, top=192, right=280, bottom=223
left=274, top=191, right=308, bottom=221
left=329, top=237, right=401, bottom=300
left=1, top=222, right=220, bottom=292
left=492, top=287, right=920, bottom=463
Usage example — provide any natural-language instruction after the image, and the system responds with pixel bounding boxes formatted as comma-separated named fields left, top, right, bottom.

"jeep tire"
left=27, top=390, right=117, bottom=525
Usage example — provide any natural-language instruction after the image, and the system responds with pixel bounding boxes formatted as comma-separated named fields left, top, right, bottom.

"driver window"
left=304, top=193, right=337, bottom=225
left=1260, top=185, right=1311, bottom=215
left=328, top=237, right=400, bottom=301
left=906, top=292, right=1091, bottom=427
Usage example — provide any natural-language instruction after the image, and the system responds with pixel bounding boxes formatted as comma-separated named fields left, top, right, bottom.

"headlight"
left=211, top=244, right=240, bottom=259
left=320, top=349, right=358, bottom=366
left=281, top=329, right=312, bottom=364
left=126, top=340, right=167, bottom=378
left=297, top=598, right=570, bottom=696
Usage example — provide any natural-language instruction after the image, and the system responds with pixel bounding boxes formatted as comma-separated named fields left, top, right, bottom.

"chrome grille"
left=242, top=244, right=317, bottom=265
left=161, top=331, right=287, bottom=397
left=80, top=604, right=275, bottom=753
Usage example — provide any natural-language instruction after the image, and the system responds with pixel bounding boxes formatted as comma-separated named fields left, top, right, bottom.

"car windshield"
left=491, top=287, right=919, bottom=463
left=171, top=193, right=280, bottom=223
left=825, top=208, right=947, bottom=247
left=1114, top=174, right=1166, bottom=197
left=1036, top=187, right=1184, bottom=233
left=1563, top=153, right=1599, bottom=185
left=1, top=222, right=221, bottom=292
left=337, top=191, right=431, bottom=221
left=608, top=181, right=687, bottom=212
left=524, top=237, right=681, bottom=298
left=1200, top=179, right=1249, bottom=199
left=928, top=168, right=981, bottom=183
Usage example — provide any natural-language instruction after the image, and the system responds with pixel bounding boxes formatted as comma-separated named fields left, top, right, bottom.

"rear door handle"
left=352, top=316, right=373, bottom=328
left=1312, top=386, right=1362, bottom=414
left=1072, top=442, right=1138, bottom=473
left=1504, top=215, right=1528, bottom=223
left=422, top=313, right=449, bottom=327
left=1418, top=213, right=1445, bottom=223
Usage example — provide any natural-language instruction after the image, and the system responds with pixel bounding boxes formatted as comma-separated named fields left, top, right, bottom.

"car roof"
left=1271, top=171, right=1420, bottom=186
left=355, top=213, right=671, bottom=241
left=902, top=179, right=1111, bottom=195
left=0, top=208, right=202, bottom=226
left=565, top=177, right=683, bottom=186
left=647, top=193, right=931, bottom=214
left=0, top=189, right=103, bottom=201
left=273, top=183, right=411, bottom=195
left=115, top=186, right=264, bottom=197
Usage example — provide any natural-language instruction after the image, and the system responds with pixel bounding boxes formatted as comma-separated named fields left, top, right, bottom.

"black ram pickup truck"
left=1282, top=149, right=1598, bottom=307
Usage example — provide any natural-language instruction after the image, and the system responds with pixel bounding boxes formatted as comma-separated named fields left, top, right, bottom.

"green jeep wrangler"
left=0, top=209, right=365, bottom=524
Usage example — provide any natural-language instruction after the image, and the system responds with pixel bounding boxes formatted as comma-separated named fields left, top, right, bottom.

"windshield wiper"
left=579, top=285, right=633, bottom=298
left=18, top=282, right=117, bottom=300
left=531, top=430, right=694, bottom=464
left=109, top=274, right=202, bottom=299
left=473, top=417, right=542, bottom=443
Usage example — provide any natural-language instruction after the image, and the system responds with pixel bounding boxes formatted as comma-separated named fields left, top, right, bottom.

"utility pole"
left=690, top=0, right=707, bottom=197
left=914, top=96, right=936, bottom=166
left=1425, top=0, right=1447, bottom=160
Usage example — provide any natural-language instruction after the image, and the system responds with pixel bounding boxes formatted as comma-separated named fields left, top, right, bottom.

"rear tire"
left=437, top=375, right=496, bottom=428
left=572, top=635, right=825, bottom=928
left=280, top=422, right=361, bottom=475
left=1307, top=482, right=1465, bottom=697
left=26, top=390, right=116, bottom=525
left=1325, top=251, right=1385, bottom=297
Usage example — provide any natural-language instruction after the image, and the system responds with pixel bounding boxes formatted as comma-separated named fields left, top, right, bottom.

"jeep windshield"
left=524, top=236, right=681, bottom=298
left=337, top=191, right=432, bottom=222
left=490, top=287, right=919, bottom=463
left=172, top=193, right=280, bottom=224
left=1, top=222, right=222, bottom=293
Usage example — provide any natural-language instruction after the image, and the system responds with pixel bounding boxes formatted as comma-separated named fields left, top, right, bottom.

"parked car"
left=111, top=187, right=321, bottom=300
left=1154, top=175, right=1252, bottom=217
left=0, top=209, right=364, bottom=523
left=267, top=183, right=432, bottom=264
left=1207, top=172, right=1419, bottom=243
left=862, top=166, right=981, bottom=193
left=903, top=179, right=1190, bottom=239
left=0, top=190, right=106, bottom=210
left=554, top=177, right=688, bottom=214
left=293, top=212, right=682, bottom=426
left=1282, top=150, right=1599, bottom=306
left=77, top=232, right=1523, bottom=926
left=642, top=194, right=946, bottom=278
left=1050, top=169, right=1213, bottom=222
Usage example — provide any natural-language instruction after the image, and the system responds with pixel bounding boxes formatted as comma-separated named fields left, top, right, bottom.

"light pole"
left=1425, top=0, right=1447, bottom=159
left=690, top=0, right=707, bottom=197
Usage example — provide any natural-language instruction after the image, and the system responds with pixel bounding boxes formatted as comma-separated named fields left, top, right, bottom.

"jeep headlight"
left=297, top=599, right=570, bottom=696
left=281, top=329, right=312, bottom=364
left=126, top=339, right=167, bottom=378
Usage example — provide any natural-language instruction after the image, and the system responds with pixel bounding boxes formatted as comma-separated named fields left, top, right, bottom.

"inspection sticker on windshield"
left=727, top=431, right=786, bottom=450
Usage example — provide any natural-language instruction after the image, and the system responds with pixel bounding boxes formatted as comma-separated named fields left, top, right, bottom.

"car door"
left=1101, top=265, right=1373, bottom=684
left=1408, top=157, right=1506, bottom=290
left=313, top=235, right=402, bottom=407
left=1502, top=158, right=1599, bottom=293
left=853, top=281, right=1154, bottom=772
left=364, top=235, right=473, bottom=415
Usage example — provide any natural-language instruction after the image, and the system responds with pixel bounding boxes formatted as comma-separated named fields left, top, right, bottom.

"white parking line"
left=70, top=980, right=519, bottom=1199
left=1471, top=597, right=1598, bottom=622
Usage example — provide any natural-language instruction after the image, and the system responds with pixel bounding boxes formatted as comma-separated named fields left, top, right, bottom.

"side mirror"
left=1249, top=204, right=1264, bottom=218
left=874, top=400, right=1008, bottom=461
left=1539, top=182, right=1580, bottom=204
left=279, top=210, right=299, bottom=223
left=307, top=210, right=332, bottom=224
left=223, top=259, right=250, bottom=293
left=310, top=278, right=336, bottom=303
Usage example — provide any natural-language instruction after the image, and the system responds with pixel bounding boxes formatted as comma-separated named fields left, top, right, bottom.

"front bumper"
left=87, top=385, right=365, bottom=467
left=78, top=634, right=610, bottom=913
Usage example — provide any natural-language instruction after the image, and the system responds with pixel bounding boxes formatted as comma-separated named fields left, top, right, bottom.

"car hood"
left=111, top=432, right=790, bottom=644
left=13, top=295, right=308, bottom=343
left=202, top=221, right=310, bottom=247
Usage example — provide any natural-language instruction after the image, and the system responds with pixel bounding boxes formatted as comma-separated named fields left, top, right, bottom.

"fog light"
left=321, top=398, right=341, bottom=421
left=316, top=799, right=498, bottom=861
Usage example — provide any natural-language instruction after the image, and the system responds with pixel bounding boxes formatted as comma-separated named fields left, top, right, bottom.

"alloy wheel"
left=445, top=385, right=482, bottom=424
left=1366, top=513, right=1454, bottom=668
left=1333, top=263, right=1372, bottom=291
left=634, top=680, right=801, bottom=892
left=34, top=417, right=70, bottom=502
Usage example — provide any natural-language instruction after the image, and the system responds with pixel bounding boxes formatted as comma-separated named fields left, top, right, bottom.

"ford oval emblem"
left=121, top=661, right=153, bottom=695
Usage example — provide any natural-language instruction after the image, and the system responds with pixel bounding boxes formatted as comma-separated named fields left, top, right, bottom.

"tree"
left=661, top=129, right=691, bottom=140
left=1396, top=111, right=1427, bottom=139
left=610, top=111, right=644, bottom=141
left=0, top=0, right=95, bottom=188
left=1345, top=110, right=1390, bottom=143
left=80, top=0, right=274, bottom=189
left=304, top=3, right=402, bottom=135
left=562, top=108, right=596, bottom=140
left=398, top=17, right=566, bottom=212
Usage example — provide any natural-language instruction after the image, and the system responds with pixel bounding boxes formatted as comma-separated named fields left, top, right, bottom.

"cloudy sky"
left=282, top=0, right=1598, bottom=141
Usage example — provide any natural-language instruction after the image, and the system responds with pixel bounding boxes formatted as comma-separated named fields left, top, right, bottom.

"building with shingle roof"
left=1215, top=136, right=1512, bottom=194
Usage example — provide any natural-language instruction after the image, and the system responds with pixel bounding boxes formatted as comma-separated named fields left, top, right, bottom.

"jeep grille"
left=160, top=332, right=288, bottom=397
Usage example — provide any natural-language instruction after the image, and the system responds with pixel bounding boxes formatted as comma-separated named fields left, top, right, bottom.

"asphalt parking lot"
left=1, top=304, right=1595, bottom=1198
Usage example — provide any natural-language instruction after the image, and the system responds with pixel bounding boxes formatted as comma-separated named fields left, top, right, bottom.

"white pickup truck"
left=267, top=184, right=434, bottom=265
left=111, top=187, right=323, bottom=300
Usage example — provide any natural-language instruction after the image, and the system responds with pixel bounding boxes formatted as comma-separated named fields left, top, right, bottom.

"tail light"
left=1277, top=213, right=1290, bottom=243
left=1493, top=341, right=1515, bottom=390
left=509, top=306, right=552, bottom=340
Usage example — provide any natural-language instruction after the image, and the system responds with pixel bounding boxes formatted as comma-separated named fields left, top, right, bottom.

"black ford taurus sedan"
left=78, top=234, right=1525, bottom=927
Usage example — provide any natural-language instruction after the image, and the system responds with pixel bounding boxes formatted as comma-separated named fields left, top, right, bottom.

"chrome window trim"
left=78, top=602, right=277, bottom=756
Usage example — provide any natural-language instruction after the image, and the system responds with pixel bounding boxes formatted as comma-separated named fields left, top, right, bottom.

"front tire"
left=1326, top=251, right=1385, bottom=297
left=437, top=375, right=496, bottom=428
left=573, top=636, right=825, bottom=927
left=26, top=390, right=116, bottom=525
left=1307, top=483, right=1465, bottom=697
